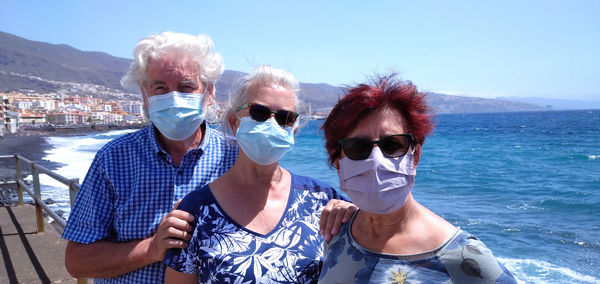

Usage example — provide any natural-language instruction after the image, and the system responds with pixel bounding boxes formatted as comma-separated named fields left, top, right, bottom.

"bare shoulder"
left=412, top=202, right=458, bottom=243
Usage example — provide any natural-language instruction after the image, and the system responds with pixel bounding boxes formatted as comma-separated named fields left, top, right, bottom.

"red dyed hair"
left=322, top=74, right=434, bottom=167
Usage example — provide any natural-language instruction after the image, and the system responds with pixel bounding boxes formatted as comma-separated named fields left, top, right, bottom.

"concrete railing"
left=0, top=154, right=86, bottom=283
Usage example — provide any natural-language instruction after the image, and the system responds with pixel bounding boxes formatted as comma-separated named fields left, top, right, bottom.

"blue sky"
left=2, top=0, right=599, bottom=100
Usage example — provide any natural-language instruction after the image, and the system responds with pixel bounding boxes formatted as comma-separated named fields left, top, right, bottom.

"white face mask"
left=147, top=91, right=205, bottom=141
left=338, top=147, right=416, bottom=214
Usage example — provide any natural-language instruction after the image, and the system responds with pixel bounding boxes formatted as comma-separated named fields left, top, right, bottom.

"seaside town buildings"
left=0, top=91, right=146, bottom=137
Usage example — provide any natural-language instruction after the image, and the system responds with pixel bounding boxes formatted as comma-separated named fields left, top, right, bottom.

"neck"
left=227, top=152, right=286, bottom=195
left=156, top=123, right=205, bottom=166
left=355, top=193, right=416, bottom=237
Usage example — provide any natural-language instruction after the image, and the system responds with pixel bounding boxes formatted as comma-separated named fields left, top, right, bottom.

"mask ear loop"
left=408, top=145, right=416, bottom=155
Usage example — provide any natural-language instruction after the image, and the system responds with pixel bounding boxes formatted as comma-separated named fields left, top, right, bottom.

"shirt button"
left=177, top=170, right=183, bottom=175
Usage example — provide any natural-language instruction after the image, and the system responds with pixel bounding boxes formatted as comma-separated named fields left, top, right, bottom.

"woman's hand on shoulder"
left=319, top=200, right=358, bottom=242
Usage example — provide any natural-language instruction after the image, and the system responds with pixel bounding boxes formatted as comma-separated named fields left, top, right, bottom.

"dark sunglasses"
left=238, top=103, right=299, bottom=127
left=338, top=134, right=414, bottom=160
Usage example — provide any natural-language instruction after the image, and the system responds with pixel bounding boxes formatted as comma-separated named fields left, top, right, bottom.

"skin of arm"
left=64, top=204, right=194, bottom=278
left=165, top=267, right=197, bottom=284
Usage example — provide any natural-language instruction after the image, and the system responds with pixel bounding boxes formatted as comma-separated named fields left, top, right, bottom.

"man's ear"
left=333, top=159, right=340, bottom=173
left=140, top=88, right=149, bottom=118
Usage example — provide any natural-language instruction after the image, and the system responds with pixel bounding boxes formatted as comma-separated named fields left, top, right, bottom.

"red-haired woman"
left=318, top=75, right=516, bottom=283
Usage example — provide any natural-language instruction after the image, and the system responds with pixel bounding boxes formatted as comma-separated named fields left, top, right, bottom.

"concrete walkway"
left=0, top=204, right=76, bottom=283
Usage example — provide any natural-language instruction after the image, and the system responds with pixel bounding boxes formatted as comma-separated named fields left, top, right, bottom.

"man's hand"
left=147, top=200, right=195, bottom=262
left=65, top=200, right=196, bottom=278
left=319, top=199, right=358, bottom=242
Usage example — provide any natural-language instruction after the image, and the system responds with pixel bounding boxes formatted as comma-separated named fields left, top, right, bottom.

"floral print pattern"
left=318, top=212, right=517, bottom=283
left=165, top=174, right=342, bottom=283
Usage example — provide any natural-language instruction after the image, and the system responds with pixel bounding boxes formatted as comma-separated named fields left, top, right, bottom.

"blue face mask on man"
left=147, top=91, right=205, bottom=141
left=235, top=116, right=295, bottom=165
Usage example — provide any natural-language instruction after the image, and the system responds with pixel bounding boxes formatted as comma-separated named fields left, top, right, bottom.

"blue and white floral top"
left=318, top=211, right=517, bottom=283
left=164, top=173, right=344, bottom=283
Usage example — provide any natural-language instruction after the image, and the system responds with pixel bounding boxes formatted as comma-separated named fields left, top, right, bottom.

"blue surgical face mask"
left=147, top=91, right=205, bottom=141
left=235, top=116, right=294, bottom=165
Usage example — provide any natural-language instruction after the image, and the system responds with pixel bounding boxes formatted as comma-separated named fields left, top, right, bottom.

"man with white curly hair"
left=62, top=31, right=238, bottom=283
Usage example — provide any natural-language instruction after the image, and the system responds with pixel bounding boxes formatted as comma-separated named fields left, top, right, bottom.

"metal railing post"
left=32, top=163, right=45, bottom=233
left=15, top=154, right=23, bottom=205
left=68, top=178, right=80, bottom=207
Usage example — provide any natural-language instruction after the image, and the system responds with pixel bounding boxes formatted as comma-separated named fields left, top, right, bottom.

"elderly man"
left=62, top=32, right=238, bottom=283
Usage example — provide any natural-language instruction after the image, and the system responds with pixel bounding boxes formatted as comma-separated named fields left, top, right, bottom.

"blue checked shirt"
left=62, top=124, right=238, bottom=283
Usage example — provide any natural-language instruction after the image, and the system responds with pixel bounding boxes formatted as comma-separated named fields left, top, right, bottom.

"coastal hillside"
left=0, top=30, right=544, bottom=114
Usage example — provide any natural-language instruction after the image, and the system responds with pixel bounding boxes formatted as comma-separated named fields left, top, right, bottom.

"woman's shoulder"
left=289, top=172, right=334, bottom=191
left=438, top=230, right=517, bottom=283
left=288, top=171, right=344, bottom=200
left=177, top=184, right=216, bottom=213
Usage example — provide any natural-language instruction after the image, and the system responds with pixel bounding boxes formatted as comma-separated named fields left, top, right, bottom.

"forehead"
left=146, top=54, right=200, bottom=83
left=247, top=83, right=296, bottom=110
left=348, top=108, right=407, bottom=138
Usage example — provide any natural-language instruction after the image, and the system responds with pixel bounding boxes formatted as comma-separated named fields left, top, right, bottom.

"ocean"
left=33, top=109, right=599, bottom=283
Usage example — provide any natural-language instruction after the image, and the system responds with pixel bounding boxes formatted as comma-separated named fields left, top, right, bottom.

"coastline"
left=0, top=131, right=60, bottom=176
left=0, top=123, right=148, bottom=204
left=0, top=123, right=148, bottom=172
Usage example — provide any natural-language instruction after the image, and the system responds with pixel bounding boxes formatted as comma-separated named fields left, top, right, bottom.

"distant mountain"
left=0, top=30, right=548, bottom=114
left=427, top=93, right=544, bottom=114
left=498, top=96, right=600, bottom=110
left=0, top=30, right=130, bottom=91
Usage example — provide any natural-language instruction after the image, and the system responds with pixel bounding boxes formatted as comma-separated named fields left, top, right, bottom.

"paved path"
left=0, top=204, right=76, bottom=283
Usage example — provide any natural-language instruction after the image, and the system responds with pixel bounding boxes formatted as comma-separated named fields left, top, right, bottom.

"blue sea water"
left=38, top=109, right=599, bottom=283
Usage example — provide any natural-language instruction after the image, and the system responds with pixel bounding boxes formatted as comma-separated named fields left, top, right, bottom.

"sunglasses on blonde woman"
left=238, top=103, right=299, bottom=127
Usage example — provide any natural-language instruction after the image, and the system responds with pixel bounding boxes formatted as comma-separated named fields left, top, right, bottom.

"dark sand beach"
left=0, top=132, right=62, bottom=176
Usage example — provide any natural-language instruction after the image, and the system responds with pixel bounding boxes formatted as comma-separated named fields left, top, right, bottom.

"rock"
left=55, top=209, right=66, bottom=219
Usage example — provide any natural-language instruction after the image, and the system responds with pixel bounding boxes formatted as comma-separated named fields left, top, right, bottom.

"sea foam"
left=36, top=130, right=136, bottom=219
left=498, top=257, right=599, bottom=283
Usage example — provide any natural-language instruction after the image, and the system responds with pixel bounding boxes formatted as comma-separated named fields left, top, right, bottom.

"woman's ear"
left=228, top=113, right=239, bottom=136
left=333, top=159, right=340, bottom=174
left=414, top=144, right=422, bottom=167
left=203, top=84, right=215, bottom=106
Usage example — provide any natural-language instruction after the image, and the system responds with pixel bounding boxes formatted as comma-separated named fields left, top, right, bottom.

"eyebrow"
left=147, top=79, right=199, bottom=88
left=180, top=80, right=199, bottom=87
left=148, top=80, right=165, bottom=88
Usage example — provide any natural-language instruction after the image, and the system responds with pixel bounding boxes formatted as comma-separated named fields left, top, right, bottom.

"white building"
left=123, top=114, right=144, bottom=124
left=109, top=113, right=123, bottom=124
left=91, top=111, right=109, bottom=123
left=124, top=103, right=144, bottom=116
left=14, top=101, right=33, bottom=110
left=64, top=103, right=90, bottom=113
left=47, top=112, right=91, bottom=125
left=32, top=100, right=56, bottom=111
